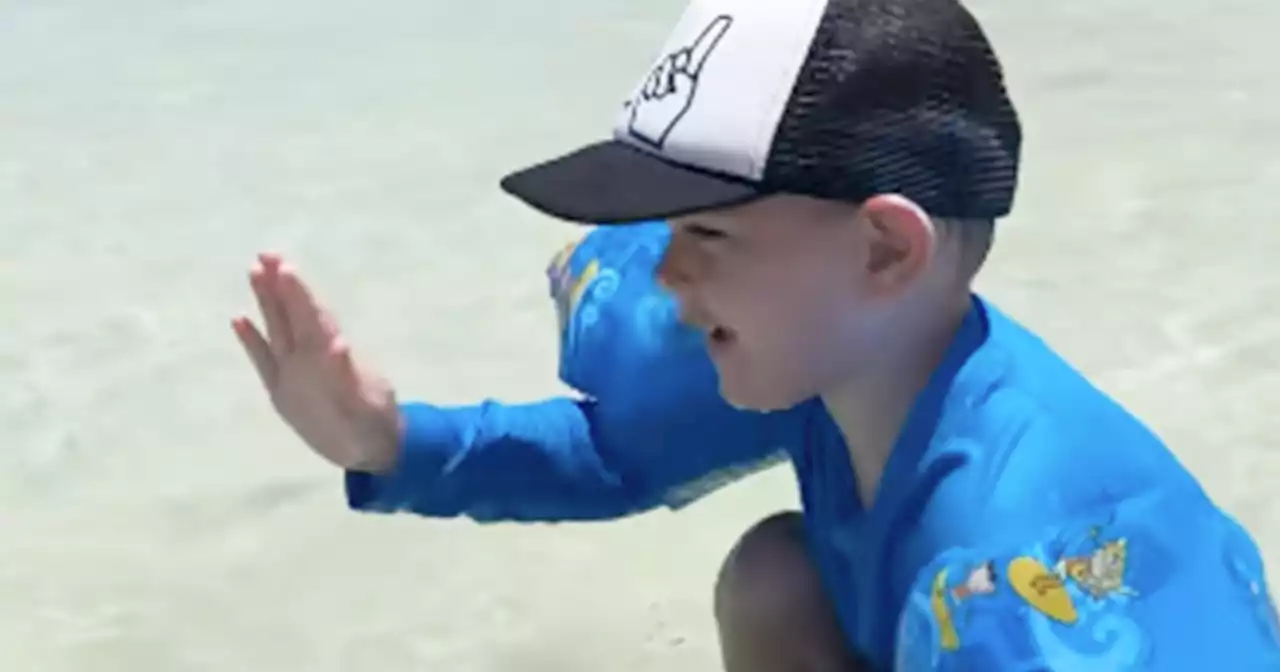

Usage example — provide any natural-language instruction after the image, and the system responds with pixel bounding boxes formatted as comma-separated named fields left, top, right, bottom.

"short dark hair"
left=936, top=217, right=996, bottom=277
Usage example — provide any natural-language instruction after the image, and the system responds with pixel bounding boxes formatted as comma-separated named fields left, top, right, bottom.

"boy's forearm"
left=345, top=398, right=652, bottom=522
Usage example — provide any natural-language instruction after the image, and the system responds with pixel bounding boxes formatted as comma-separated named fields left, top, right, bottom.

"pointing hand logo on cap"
left=625, top=14, right=733, bottom=149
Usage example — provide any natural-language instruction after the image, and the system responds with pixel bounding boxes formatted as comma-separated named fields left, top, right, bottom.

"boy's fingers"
left=277, top=263, right=337, bottom=352
left=252, top=254, right=294, bottom=356
left=232, top=317, right=280, bottom=391
left=331, top=339, right=361, bottom=392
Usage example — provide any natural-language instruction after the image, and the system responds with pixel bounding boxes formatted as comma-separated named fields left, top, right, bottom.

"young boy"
left=233, top=0, right=1280, bottom=669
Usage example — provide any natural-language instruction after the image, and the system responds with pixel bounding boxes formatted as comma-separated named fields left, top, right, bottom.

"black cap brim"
left=499, top=140, right=765, bottom=225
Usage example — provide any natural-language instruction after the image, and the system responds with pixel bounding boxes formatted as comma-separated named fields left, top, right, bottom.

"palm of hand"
left=232, top=254, right=401, bottom=474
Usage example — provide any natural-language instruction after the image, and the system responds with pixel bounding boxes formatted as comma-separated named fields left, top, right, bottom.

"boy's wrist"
left=343, top=408, right=407, bottom=475
left=358, top=410, right=406, bottom=475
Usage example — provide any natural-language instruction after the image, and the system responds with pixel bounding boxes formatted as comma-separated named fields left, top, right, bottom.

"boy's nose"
left=656, top=231, right=700, bottom=292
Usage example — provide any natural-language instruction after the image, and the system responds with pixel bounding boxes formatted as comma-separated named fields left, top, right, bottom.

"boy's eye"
left=684, top=223, right=727, bottom=240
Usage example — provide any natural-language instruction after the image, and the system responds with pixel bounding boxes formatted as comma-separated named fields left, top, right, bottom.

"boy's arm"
left=344, top=224, right=800, bottom=522
left=894, top=489, right=1280, bottom=671
left=345, top=394, right=790, bottom=522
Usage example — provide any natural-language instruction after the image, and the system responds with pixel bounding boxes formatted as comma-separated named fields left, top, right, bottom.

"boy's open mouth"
left=708, top=325, right=737, bottom=347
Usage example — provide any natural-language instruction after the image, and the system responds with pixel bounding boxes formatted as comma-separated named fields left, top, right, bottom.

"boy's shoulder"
left=908, top=298, right=1203, bottom=554
left=948, top=298, right=1195, bottom=496
left=891, top=305, right=1279, bottom=667
left=545, top=223, right=813, bottom=452
left=548, top=223, right=706, bottom=406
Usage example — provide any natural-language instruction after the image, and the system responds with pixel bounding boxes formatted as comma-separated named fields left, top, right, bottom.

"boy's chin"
left=715, top=374, right=811, bottom=413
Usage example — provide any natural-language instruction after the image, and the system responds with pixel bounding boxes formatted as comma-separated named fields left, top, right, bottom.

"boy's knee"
left=713, top=512, right=834, bottom=635
left=714, top=511, right=817, bottom=623
left=714, top=511, right=865, bottom=671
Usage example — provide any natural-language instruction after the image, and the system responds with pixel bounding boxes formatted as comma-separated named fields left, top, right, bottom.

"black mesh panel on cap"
left=763, top=0, right=1022, bottom=219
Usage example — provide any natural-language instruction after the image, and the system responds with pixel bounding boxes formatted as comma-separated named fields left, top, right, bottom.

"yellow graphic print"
left=1008, top=556, right=1080, bottom=625
left=569, top=260, right=600, bottom=313
left=927, top=529, right=1135, bottom=654
left=1056, top=536, right=1136, bottom=599
left=931, top=569, right=960, bottom=651
left=548, top=239, right=578, bottom=275
left=547, top=237, right=599, bottom=331
left=932, top=562, right=999, bottom=651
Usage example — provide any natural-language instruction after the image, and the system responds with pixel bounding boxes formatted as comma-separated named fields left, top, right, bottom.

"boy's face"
left=658, top=196, right=879, bottom=410
left=659, top=194, right=941, bottom=410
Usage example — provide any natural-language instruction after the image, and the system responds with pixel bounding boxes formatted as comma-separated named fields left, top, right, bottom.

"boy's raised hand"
left=232, top=253, right=402, bottom=474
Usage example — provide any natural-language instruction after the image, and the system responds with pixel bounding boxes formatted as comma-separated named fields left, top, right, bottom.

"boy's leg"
left=714, top=512, right=871, bottom=672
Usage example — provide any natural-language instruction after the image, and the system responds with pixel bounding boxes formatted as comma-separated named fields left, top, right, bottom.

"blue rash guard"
left=345, top=222, right=1280, bottom=670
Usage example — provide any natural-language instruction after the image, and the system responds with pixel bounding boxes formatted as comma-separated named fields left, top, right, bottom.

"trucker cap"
left=500, top=0, right=1022, bottom=224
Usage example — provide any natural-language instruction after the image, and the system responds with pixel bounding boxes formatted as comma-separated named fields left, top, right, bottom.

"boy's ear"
left=856, top=194, right=938, bottom=294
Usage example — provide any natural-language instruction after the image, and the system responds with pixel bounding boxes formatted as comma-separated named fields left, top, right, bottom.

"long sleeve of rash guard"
left=345, top=394, right=792, bottom=522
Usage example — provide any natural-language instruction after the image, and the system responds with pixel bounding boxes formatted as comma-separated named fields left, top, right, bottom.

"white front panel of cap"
left=612, top=0, right=829, bottom=182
